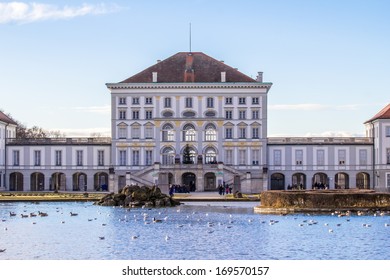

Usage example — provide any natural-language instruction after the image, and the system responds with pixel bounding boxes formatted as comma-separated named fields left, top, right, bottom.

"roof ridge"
left=0, top=111, right=18, bottom=125
left=118, top=52, right=258, bottom=83
left=365, top=103, right=390, bottom=123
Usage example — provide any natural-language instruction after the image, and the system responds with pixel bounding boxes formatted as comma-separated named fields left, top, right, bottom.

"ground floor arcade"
left=269, top=171, right=371, bottom=190
left=4, top=170, right=109, bottom=192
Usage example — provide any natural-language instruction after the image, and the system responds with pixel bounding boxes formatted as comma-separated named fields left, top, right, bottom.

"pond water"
left=0, top=201, right=389, bottom=260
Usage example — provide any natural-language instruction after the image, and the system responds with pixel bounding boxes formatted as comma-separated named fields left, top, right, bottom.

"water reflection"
left=0, top=201, right=389, bottom=260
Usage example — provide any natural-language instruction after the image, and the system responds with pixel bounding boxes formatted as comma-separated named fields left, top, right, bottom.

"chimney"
left=156, top=59, right=161, bottom=63
left=256, top=72, right=263, bottom=82
left=184, top=53, right=195, bottom=82
left=152, top=72, right=158, bottom=82
left=221, top=71, right=226, bottom=82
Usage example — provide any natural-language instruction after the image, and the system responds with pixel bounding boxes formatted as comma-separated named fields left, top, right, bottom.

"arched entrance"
left=9, top=172, right=23, bottom=191
left=168, top=172, right=174, bottom=185
left=31, top=172, right=44, bottom=191
left=356, top=172, right=370, bottom=189
left=204, top=172, right=216, bottom=191
left=94, top=172, right=108, bottom=191
left=312, top=172, right=328, bottom=189
left=292, top=173, right=306, bottom=189
left=335, top=173, right=349, bottom=189
left=73, top=172, right=87, bottom=191
left=270, top=173, right=285, bottom=190
left=182, top=172, right=196, bottom=192
left=51, top=172, right=66, bottom=191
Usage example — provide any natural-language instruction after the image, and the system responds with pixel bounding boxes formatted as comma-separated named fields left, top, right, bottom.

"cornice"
left=106, top=82, right=272, bottom=90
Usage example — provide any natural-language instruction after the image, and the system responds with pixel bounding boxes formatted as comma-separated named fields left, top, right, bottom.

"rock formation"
left=94, top=185, right=180, bottom=208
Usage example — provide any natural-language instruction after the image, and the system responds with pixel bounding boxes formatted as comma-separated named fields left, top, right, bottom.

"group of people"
left=169, top=184, right=191, bottom=196
left=218, top=182, right=232, bottom=195
left=287, top=182, right=329, bottom=190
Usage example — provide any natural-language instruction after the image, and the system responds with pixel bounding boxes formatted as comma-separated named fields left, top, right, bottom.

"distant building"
left=1, top=52, right=390, bottom=192
left=0, top=111, right=17, bottom=189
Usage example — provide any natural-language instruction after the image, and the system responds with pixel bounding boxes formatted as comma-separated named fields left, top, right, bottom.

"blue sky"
left=0, top=0, right=389, bottom=137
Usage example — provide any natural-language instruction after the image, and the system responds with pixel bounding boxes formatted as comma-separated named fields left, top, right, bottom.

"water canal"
left=1, top=201, right=389, bottom=260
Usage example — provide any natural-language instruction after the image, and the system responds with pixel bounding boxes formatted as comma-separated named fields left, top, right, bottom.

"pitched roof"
left=365, top=104, right=390, bottom=123
left=0, top=111, right=18, bottom=125
left=120, top=52, right=258, bottom=83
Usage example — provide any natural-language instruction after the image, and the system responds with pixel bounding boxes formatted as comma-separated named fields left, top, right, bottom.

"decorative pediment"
left=117, top=122, right=128, bottom=127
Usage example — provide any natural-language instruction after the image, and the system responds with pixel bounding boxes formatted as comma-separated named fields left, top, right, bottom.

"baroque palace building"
left=1, top=51, right=390, bottom=193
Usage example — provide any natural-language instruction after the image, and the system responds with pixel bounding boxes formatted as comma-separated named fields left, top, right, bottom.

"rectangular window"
left=119, top=150, right=126, bottom=166
left=145, top=110, right=153, bottom=120
left=76, top=150, right=83, bottom=166
left=119, top=97, right=126, bottom=105
left=225, top=110, right=233, bottom=119
left=55, top=150, right=62, bottom=166
left=239, top=127, right=246, bottom=139
left=225, top=150, right=233, bottom=165
left=252, top=127, right=259, bottom=139
left=386, top=126, right=390, bottom=137
left=387, top=173, right=390, bottom=188
left=145, top=126, right=153, bottom=139
left=252, top=149, right=259, bottom=165
left=387, top=148, right=390, bottom=164
left=164, top=97, right=171, bottom=108
left=317, top=149, right=325, bottom=166
left=145, top=97, right=153, bottom=104
left=239, top=110, right=246, bottom=120
left=225, top=97, right=233, bottom=105
left=239, top=97, right=246, bottom=104
left=252, top=110, right=259, bottom=119
left=132, top=110, right=139, bottom=120
left=132, top=127, right=140, bottom=139
left=119, top=110, right=126, bottom=120
left=295, top=149, right=303, bottom=165
left=225, top=128, right=233, bottom=139
left=359, top=149, right=367, bottom=165
left=185, top=97, right=193, bottom=108
left=252, top=97, right=259, bottom=104
left=207, top=97, right=214, bottom=108
left=132, top=150, right=140, bottom=166
left=274, top=150, right=281, bottom=166
left=146, top=150, right=153, bottom=166
left=118, top=127, right=127, bottom=139
left=338, top=149, right=346, bottom=165
left=34, top=150, right=41, bottom=166
left=98, top=150, right=104, bottom=166
left=132, top=97, right=139, bottom=105
left=239, top=150, right=246, bottom=165
left=13, top=150, right=20, bottom=166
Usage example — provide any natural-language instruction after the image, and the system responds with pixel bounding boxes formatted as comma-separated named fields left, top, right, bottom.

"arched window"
left=162, top=147, right=175, bottom=165
left=162, top=123, right=175, bottom=142
left=205, top=147, right=217, bottom=164
left=183, top=124, right=196, bottom=142
left=205, top=123, right=217, bottom=141
left=182, top=145, right=197, bottom=164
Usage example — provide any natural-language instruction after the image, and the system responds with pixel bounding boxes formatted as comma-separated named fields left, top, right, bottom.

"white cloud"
left=269, top=103, right=360, bottom=111
left=55, top=127, right=111, bottom=137
left=268, top=131, right=364, bottom=137
left=73, top=105, right=111, bottom=114
left=0, top=2, right=120, bottom=24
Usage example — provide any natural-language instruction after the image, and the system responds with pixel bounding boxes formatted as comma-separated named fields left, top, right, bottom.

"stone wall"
left=257, top=189, right=390, bottom=213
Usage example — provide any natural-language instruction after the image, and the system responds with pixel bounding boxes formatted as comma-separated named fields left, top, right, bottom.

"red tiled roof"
left=120, top=52, right=257, bottom=83
left=365, top=103, right=390, bottom=123
left=0, top=111, right=18, bottom=125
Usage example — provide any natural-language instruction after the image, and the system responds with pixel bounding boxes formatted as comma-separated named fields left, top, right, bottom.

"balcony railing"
left=268, top=137, right=372, bottom=145
left=6, top=137, right=112, bottom=145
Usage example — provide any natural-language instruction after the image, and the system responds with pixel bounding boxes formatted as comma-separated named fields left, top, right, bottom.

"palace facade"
left=1, top=52, right=390, bottom=193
